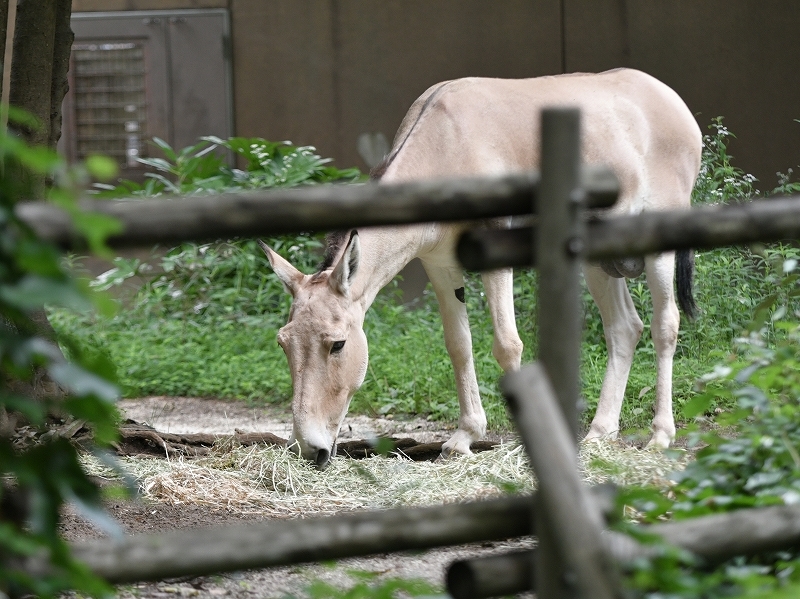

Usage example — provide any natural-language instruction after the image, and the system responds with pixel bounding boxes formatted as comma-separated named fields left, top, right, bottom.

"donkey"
left=262, top=68, right=702, bottom=469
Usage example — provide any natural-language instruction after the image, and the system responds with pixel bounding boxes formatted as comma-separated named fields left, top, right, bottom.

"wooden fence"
left=19, top=109, right=800, bottom=598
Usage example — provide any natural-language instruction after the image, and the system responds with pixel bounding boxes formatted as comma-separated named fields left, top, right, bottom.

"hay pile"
left=83, top=437, right=689, bottom=518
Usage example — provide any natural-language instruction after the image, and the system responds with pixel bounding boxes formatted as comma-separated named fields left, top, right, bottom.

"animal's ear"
left=329, top=231, right=360, bottom=297
left=259, top=240, right=304, bottom=296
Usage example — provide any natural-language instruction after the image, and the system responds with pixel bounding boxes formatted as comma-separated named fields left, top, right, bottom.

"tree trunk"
left=9, top=0, right=56, bottom=145
left=6, top=0, right=74, bottom=393
left=48, top=0, right=72, bottom=150
left=0, top=0, right=9, bottom=99
left=9, top=0, right=57, bottom=199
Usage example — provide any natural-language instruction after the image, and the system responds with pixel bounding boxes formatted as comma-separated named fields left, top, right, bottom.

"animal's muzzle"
left=312, top=442, right=337, bottom=470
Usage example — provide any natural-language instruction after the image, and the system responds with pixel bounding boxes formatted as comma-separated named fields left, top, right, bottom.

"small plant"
left=286, top=570, right=439, bottom=599
left=93, top=136, right=363, bottom=198
left=692, top=116, right=758, bottom=205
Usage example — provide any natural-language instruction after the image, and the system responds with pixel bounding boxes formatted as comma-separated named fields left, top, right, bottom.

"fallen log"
left=114, top=421, right=499, bottom=461
left=447, top=549, right=535, bottom=599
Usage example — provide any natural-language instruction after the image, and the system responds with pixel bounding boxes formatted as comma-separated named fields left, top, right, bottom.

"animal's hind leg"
left=422, top=262, right=486, bottom=457
left=583, top=264, right=644, bottom=443
left=645, top=252, right=680, bottom=448
left=481, top=268, right=523, bottom=372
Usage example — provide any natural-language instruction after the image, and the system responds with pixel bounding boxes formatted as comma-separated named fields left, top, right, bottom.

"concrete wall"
left=72, top=0, right=800, bottom=187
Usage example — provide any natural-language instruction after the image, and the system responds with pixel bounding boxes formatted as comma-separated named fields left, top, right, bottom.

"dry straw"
left=82, top=438, right=689, bottom=518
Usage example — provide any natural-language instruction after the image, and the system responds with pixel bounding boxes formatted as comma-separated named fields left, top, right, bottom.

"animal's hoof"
left=581, top=427, right=618, bottom=444
left=441, top=430, right=473, bottom=458
left=646, top=430, right=673, bottom=450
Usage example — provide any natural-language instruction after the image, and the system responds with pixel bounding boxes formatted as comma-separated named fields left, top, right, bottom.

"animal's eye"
left=331, top=340, right=346, bottom=354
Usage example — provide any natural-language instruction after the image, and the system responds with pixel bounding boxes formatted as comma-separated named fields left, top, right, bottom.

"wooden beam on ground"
left=458, top=195, right=800, bottom=270
left=16, top=166, right=616, bottom=250
left=447, top=549, right=536, bottom=599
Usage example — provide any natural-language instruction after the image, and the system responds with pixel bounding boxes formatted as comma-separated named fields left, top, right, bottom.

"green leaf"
left=0, top=394, right=47, bottom=424
left=150, top=137, right=177, bottom=162
left=682, top=394, right=714, bottom=418
left=85, top=154, right=118, bottom=181
left=49, top=362, right=120, bottom=402
left=15, top=144, right=61, bottom=174
left=70, top=211, right=123, bottom=258
left=3, top=105, right=42, bottom=131
left=0, top=275, right=92, bottom=311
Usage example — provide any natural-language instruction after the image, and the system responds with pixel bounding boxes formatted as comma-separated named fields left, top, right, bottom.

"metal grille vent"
left=72, top=42, right=147, bottom=167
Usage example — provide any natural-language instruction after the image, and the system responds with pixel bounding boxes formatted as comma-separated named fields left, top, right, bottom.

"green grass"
left=50, top=241, right=800, bottom=436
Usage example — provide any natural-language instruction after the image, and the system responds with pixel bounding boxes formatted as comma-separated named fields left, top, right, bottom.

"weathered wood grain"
left=16, top=167, right=617, bottom=249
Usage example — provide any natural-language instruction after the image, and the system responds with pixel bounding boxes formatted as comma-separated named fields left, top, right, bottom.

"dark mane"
left=369, top=80, right=454, bottom=183
left=316, top=230, right=354, bottom=273
left=369, top=158, right=389, bottom=181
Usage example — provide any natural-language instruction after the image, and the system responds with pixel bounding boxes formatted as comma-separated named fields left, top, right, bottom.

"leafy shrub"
left=616, top=249, right=800, bottom=597
left=93, top=136, right=363, bottom=197
left=0, top=110, right=122, bottom=597
left=692, top=116, right=759, bottom=205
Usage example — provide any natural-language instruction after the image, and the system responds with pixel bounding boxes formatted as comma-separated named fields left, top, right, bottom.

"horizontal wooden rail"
left=447, top=502, right=800, bottom=599
left=16, top=167, right=617, bottom=249
left=24, top=496, right=532, bottom=584
left=458, top=195, right=800, bottom=270
left=19, top=484, right=800, bottom=587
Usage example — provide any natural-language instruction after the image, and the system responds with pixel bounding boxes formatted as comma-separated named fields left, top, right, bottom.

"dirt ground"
left=60, top=397, right=529, bottom=599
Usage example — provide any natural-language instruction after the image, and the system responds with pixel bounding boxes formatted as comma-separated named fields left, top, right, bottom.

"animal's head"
left=260, top=232, right=368, bottom=469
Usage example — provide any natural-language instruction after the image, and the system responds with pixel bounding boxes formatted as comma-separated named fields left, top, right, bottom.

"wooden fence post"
left=534, top=107, right=584, bottom=599
left=502, top=364, right=623, bottom=599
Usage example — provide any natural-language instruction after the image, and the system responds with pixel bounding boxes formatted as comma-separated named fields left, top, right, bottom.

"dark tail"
left=676, top=249, right=696, bottom=320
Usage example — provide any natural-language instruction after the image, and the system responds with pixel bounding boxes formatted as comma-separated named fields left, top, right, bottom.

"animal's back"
left=379, top=68, right=702, bottom=214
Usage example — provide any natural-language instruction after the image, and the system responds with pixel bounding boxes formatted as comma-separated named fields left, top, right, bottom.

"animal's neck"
left=350, top=225, right=427, bottom=310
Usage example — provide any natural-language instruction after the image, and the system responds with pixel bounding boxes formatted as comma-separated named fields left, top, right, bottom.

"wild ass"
left=262, top=68, right=702, bottom=469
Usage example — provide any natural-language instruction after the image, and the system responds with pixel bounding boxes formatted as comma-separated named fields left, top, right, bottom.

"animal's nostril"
left=314, top=448, right=331, bottom=470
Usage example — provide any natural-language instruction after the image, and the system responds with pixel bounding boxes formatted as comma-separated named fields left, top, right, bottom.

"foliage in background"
left=93, top=136, right=363, bottom=198
left=0, top=108, right=121, bottom=597
left=618, top=317, right=800, bottom=598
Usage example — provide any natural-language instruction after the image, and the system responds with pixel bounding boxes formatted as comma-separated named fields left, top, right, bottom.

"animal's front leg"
left=423, top=263, right=486, bottom=457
